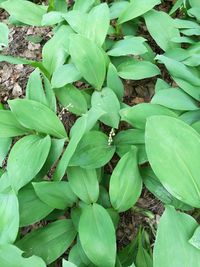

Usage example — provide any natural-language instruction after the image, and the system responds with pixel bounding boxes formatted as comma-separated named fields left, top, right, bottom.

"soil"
left=0, top=0, right=181, bottom=264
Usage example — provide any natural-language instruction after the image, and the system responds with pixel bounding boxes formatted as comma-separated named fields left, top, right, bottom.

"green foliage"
left=1, top=0, right=200, bottom=265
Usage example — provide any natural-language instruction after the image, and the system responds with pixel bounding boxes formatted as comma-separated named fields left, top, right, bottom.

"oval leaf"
left=9, top=99, right=67, bottom=138
left=7, top=135, right=51, bottom=191
left=79, top=203, right=116, bottom=267
left=146, top=116, right=200, bottom=207
left=109, top=147, right=142, bottom=212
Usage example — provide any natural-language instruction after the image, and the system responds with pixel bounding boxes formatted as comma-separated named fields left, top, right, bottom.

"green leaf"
left=55, top=84, right=88, bottom=116
left=0, top=244, right=46, bottom=267
left=51, top=64, right=81, bottom=88
left=114, top=129, right=147, bottom=164
left=109, top=1, right=129, bottom=20
left=142, top=167, right=192, bottom=210
left=107, top=63, right=124, bottom=101
left=109, top=147, right=142, bottom=212
left=67, top=166, right=99, bottom=204
left=154, top=206, right=200, bottom=267
left=42, top=11, right=64, bottom=26
left=63, top=259, right=77, bottom=267
left=9, top=99, right=67, bottom=138
left=85, top=3, right=110, bottom=46
left=136, top=234, right=153, bottom=267
left=69, top=34, right=107, bottom=91
left=79, top=203, right=116, bottom=267
left=0, top=137, right=11, bottom=167
left=189, top=0, right=200, bottom=7
left=16, top=220, right=77, bottom=264
left=1, top=0, right=47, bottom=26
left=188, top=7, right=200, bottom=20
left=42, top=25, right=73, bottom=75
left=68, top=238, right=92, bottom=266
left=33, top=181, right=77, bottom=210
left=189, top=226, right=200, bottom=249
left=7, top=135, right=51, bottom=191
left=118, top=0, right=161, bottom=24
left=107, top=37, right=147, bottom=57
left=118, top=59, right=160, bottom=80
left=70, top=131, right=115, bottom=169
left=120, top=103, right=177, bottom=129
left=0, top=110, right=30, bottom=137
left=146, top=116, right=200, bottom=207
left=73, top=0, right=95, bottom=12
left=151, top=88, right=199, bottom=110
left=156, top=55, right=200, bottom=86
left=18, top=184, right=53, bottom=227
left=144, top=10, right=180, bottom=51
left=26, top=68, right=56, bottom=111
left=0, top=190, right=19, bottom=244
left=91, top=87, right=120, bottom=128
left=0, top=22, right=8, bottom=50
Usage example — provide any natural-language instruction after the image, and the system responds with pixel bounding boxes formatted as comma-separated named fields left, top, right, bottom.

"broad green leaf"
left=70, top=131, right=115, bottom=169
left=118, top=59, right=160, bottom=80
left=0, top=110, right=30, bottom=137
left=114, top=129, right=147, bottom=163
left=63, top=10, right=87, bottom=34
left=69, top=34, right=107, bottom=91
left=0, top=244, right=46, bottom=267
left=26, top=68, right=56, bottom=111
left=109, top=1, right=129, bottom=20
left=73, top=0, right=95, bottom=12
left=107, top=37, right=147, bottom=57
left=142, top=167, right=192, bottom=210
left=144, top=10, right=180, bottom=51
left=189, top=226, right=200, bottom=249
left=55, top=84, right=88, bottom=116
left=107, top=63, right=124, bottom=101
left=155, top=78, right=171, bottom=93
left=18, top=184, right=53, bottom=227
left=42, top=11, right=64, bottom=26
left=188, top=7, right=200, bottom=20
left=169, top=0, right=184, bottom=15
left=68, top=238, right=92, bottom=266
left=120, top=103, right=177, bottom=129
left=0, top=190, right=19, bottom=244
left=85, top=3, right=110, bottom=46
left=118, top=0, right=161, bottom=24
left=63, top=259, right=77, bottom=267
left=0, top=22, right=8, bottom=50
left=151, top=88, right=199, bottom=110
left=1, top=0, right=47, bottom=26
left=33, top=181, right=77, bottom=210
left=146, top=116, right=200, bottom=207
left=189, top=0, right=200, bottom=7
left=154, top=206, right=200, bottom=267
left=26, top=68, right=47, bottom=105
left=7, top=135, right=51, bottom=191
left=156, top=55, right=200, bottom=87
left=16, top=220, right=77, bottom=264
left=91, top=87, right=120, bottom=128
left=0, top=137, right=11, bottom=167
left=109, top=147, right=142, bottom=212
left=42, top=25, right=73, bottom=75
left=79, top=203, right=116, bottom=267
left=180, top=110, right=200, bottom=125
left=67, top=166, right=99, bottom=204
left=51, top=64, right=81, bottom=88
left=9, top=99, right=67, bottom=138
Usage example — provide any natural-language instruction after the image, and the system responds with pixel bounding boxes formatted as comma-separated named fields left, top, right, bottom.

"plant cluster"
left=1, top=0, right=200, bottom=266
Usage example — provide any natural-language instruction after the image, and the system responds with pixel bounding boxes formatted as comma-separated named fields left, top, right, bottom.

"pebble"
left=12, top=83, right=22, bottom=97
